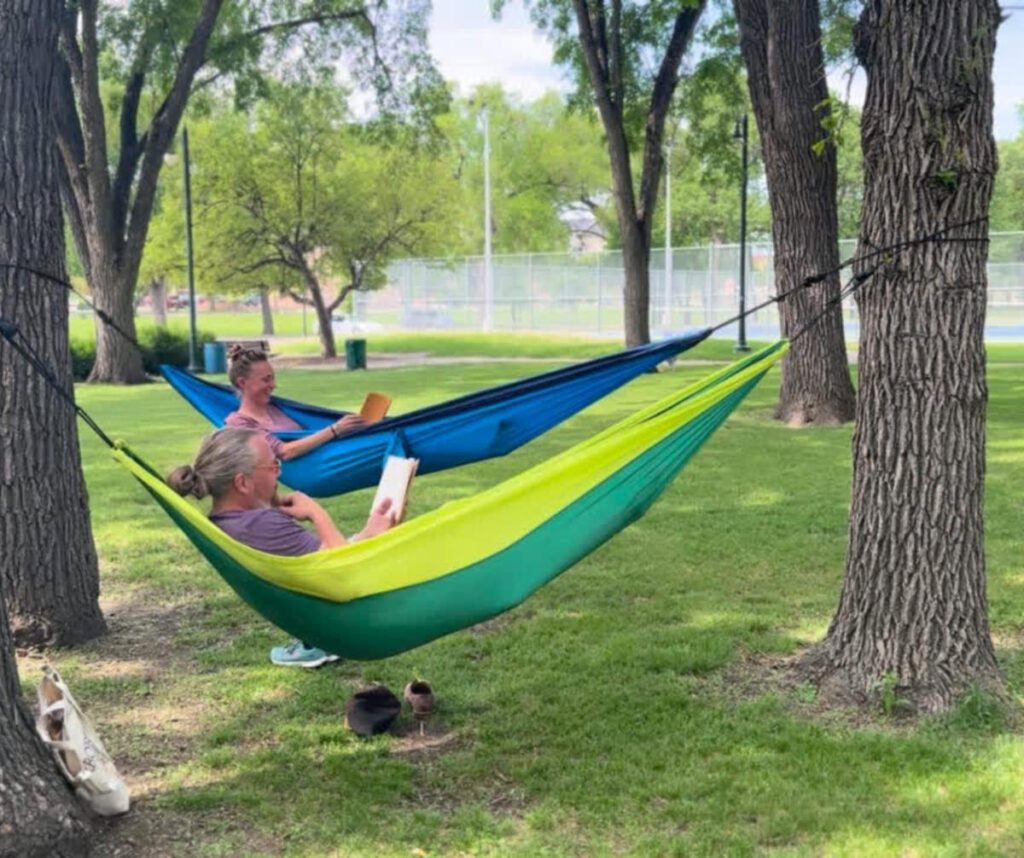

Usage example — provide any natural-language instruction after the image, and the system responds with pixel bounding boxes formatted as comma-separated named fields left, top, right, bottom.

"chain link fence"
left=357, top=232, right=1024, bottom=340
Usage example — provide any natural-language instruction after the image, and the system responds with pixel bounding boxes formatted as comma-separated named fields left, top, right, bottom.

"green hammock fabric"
left=114, top=341, right=788, bottom=660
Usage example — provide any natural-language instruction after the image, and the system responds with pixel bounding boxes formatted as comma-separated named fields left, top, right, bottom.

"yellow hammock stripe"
left=114, top=341, right=788, bottom=604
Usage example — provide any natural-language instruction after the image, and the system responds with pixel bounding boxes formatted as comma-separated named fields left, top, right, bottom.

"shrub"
left=69, top=327, right=215, bottom=381
left=70, top=336, right=96, bottom=381
left=137, top=326, right=216, bottom=375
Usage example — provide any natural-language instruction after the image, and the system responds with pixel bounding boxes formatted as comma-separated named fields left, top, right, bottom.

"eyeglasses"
left=253, top=458, right=282, bottom=472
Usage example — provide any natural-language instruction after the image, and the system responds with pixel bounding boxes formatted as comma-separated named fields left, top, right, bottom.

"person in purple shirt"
left=224, top=345, right=365, bottom=461
left=168, top=426, right=396, bottom=667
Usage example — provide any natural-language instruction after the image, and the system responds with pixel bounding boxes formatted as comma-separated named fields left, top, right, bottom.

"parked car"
left=166, top=291, right=191, bottom=310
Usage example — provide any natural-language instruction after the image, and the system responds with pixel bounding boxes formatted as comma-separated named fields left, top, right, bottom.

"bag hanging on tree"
left=34, top=666, right=131, bottom=816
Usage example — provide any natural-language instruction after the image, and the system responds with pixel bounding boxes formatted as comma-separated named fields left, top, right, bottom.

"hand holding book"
left=372, top=455, right=419, bottom=524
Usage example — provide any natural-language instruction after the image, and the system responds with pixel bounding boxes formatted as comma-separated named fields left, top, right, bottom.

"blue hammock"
left=160, top=330, right=711, bottom=498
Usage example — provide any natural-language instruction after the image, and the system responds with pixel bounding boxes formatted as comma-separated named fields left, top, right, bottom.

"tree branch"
left=328, top=283, right=356, bottom=313
left=76, top=0, right=116, bottom=244
left=572, top=0, right=636, bottom=224
left=234, top=10, right=371, bottom=43
left=637, top=2, right=706, bottom=226
left=123, top=0, right=225, bottom=279
left=111, top=50, right=152, bottom=238
left=610, top=0, right=623, bottom=111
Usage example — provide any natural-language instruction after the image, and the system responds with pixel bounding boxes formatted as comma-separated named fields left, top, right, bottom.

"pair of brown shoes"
left=403, top=680, right=434, bottom=734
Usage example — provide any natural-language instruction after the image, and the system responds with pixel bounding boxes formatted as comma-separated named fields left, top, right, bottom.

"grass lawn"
left=16, top=353, right=1024, bottom=856
left=70, top=310, right=1024, bottom=364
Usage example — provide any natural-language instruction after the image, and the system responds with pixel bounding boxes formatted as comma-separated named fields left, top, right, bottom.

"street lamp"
left=181, top=126, right=201, bottom=371
left=481, top=109, right=494, bottom=332
left=662, top=143, right=672, bottom=329
left=733, top=113, right=750, bottom=353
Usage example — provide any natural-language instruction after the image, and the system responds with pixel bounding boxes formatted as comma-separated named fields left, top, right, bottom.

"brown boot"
left=403, top=680, right=435, bottom=733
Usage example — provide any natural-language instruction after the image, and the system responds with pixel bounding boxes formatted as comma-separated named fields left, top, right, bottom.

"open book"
left=359, top=392, right=392, bottom=424
left=371, top=455, right=419, bottom=524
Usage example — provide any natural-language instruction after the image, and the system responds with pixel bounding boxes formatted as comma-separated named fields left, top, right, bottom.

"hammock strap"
left=788, top=267, right=875, bottom=345
left=0, top=262, right=145, bottom=355
left=0, top=318, right=115, bottom=448
left=799, top=216, right=988, bottom=289
left=2, top=215, right=986, bottom=365
left=707, top=217, right=987, bottom=341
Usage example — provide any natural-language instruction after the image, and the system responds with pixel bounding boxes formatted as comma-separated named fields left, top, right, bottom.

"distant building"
left=559, top=205, right=607, bottom=254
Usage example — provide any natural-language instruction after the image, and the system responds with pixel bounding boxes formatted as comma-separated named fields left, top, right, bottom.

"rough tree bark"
left=800, top=0, right=1002, bottom=712
left=0, top=593, right=91, bottom=857
left=55, top=0, right=225, bottom=383
left=570, top=0, right=706, bottom=347
left=734, top=0, right=856, bottom=426
left=0, top=0, right=107, bottom=647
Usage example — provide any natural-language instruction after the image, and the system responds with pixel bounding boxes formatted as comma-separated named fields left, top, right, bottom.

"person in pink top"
left=224, top=344, right=365, bottom=461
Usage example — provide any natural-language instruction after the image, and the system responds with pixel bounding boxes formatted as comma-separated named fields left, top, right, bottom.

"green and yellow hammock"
left=114, top=342, right=787, bottom=660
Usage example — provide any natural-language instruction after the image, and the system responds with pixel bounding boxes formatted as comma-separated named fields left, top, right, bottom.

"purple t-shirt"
left=225, top=407, right=302, bottom=457
left=210, top=508, right=320, bottom=556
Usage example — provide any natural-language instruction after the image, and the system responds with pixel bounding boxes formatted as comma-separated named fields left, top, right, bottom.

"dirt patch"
left=692, top=649, right=889, bottom=730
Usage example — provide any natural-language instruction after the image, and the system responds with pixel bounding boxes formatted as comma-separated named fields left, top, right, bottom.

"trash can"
left=203, top=341, right=227, bottom=374
left=344, top=338, right=367, bottom=370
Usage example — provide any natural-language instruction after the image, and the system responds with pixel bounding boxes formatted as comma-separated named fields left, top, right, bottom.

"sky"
left=428, top=2, right=1024, bottom=141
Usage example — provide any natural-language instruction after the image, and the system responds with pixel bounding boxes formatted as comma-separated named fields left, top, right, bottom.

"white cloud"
left=429, top=2, right=567, bottom=100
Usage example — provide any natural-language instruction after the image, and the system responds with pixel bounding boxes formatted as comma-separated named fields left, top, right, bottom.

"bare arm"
left=276, top=494, right=395, bottom=551
left=278, top=414, right=366, bottom=461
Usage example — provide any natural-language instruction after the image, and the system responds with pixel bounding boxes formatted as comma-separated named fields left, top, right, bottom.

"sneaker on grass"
left=269, top=640, right=340, bottom=668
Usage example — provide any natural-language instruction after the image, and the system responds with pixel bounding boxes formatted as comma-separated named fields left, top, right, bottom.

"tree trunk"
left=734, top=0, right=856, bottom=426
left=0, top=0, right=107, bottom=649
left=800, top=0, right=1002, bottom=712
left=149, top=277, right=167, bottom=326
left=620, top=219, right=651, bottom=346
left=301, top=267, right=337, bottom=357
left=0, top=594, right=91, bottom=857
left=55, top=0, right=225, bottom=384
left=85, top=260, right=148, bottom=383
left=259, top=285, right=275, bottom=336
left=570, top=0, right=704, bottom=349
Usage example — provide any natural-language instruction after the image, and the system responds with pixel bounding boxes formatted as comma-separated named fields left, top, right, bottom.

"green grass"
left=70, top=311, right=1024, bottom=365
left=19, top=352, right=1024, bottom=857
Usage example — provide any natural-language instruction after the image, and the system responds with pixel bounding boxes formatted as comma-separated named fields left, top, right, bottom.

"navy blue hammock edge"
left=160, top=329, right=712, bottom=498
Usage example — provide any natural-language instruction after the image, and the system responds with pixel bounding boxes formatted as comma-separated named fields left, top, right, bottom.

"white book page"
left=371, top=456, right=419, bottom=522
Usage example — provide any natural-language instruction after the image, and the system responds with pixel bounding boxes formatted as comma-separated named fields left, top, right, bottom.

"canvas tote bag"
left=35, top=666, right=130, bottom=816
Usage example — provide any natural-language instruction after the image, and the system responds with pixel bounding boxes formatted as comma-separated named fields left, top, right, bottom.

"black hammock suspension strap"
left=0, top=262, right=146, bottom=357
left=706, top=215, right=988, bottom=342
left=0, top=317, right=114, bottom=449
left=2, top=214, right=988, bottom=363
left=799, top=216, right=989, bottom=290
left=0, top=215, right=990, bottom=451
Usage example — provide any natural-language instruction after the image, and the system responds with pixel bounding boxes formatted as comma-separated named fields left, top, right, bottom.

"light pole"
left=662, top=144, right=672, bottom=329
left=733, top=113, right=750, bottom=353
left=481, top=109, right=494, bottom=331
left=182, top=126, right=201, bottom=371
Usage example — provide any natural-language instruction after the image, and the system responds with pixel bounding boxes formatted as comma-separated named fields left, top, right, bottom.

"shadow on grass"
left=61, top=360, right=1024, bottom=855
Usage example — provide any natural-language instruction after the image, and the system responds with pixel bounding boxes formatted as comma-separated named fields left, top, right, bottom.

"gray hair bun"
left=166, top=464, right=209, bottom=500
